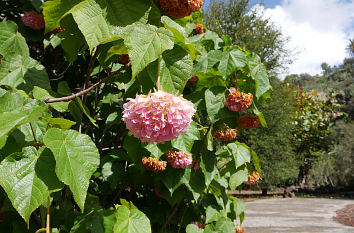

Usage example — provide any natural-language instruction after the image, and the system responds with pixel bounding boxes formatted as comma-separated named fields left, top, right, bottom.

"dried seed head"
left=119, top=54, right=130, bottom=65
left=158, top=0, right=204, bottom=18
left=237, top=114, right=260, bottom=129
left=22, top=11, right=45, bottom=30
left=225, top=89, right=253, bottom=111
left=193, top=24, right=205, bottom=35
left=235, top=225, right=245, bottom=233
left=212, top=127, right=238, bottom=141
left=244, top=171, right=260, bottom=185
left=142, top=157, right=167, bottom=172
left=166, top=150, right=193, bottom=169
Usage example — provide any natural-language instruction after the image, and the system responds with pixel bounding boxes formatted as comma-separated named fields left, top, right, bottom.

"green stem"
left=35, top=228, right=46, bottom=233
left=157, top=56, right=161, bottom=90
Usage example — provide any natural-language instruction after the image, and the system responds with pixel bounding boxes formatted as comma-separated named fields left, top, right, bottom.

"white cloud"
left=260, top=0, right=354, bottom=77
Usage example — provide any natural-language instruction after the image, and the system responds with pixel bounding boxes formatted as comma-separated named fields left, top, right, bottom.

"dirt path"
left=242, top=198, right=354, bottom=233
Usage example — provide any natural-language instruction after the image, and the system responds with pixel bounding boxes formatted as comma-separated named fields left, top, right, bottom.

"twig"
left=29, top=123, right=37, bottom=144
left=42, top=63, right=130, bottom=103
left=83, top=45, right=102, bottom=104
left=159, top=200, right=182, bottom=233
left=177, top=205, right=188, bottom=233
left=46, top=197, right=50, bottom=233
left=197, top=124, right=212, bottom=157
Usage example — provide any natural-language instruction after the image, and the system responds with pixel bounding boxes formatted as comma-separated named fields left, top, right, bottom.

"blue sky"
left=203, top=0, right=354, bottom=76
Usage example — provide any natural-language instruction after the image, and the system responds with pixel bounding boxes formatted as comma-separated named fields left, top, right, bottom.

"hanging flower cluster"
left=212, top=127, right=238, bottom=141
left=225, top=89, right=253, bottom=111
left=166, top=150, right=193, bottom=169
left=123, top=90, right=195, bottom=143
left=158, top=0, right=204, bottom=18
left=237, top=114, right=260, bottom=129
left=244, top=171, right=260, bottom=185
left=21, top=11, right=45, bottom=30
left=142, top=157, right=167, bottom=172
left=235, top=225, right=245, bottom=233
left=193, top=24, right=205, bottom=35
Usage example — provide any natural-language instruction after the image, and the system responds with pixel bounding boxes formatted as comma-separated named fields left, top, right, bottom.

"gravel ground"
left=241, top=198, right=354, bottom=233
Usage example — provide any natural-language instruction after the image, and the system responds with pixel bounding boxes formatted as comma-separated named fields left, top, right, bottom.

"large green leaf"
left=186, top=224, right=204, bottom=233
left=171, top=121, right=200, bottom=153
left=0, top=147, right=63, bottom=222
left=229, top=168, right=248, bottom=190
left=120, top=24, right=174, bottom=77
left=0, top=21, right=28, bottom=57
left=218, top=48, right=247, bottom=78
left=33, top=86, right=70, bottom=112
left=200, top=149, right=218, bottom=186
left=70, top=207, right=116, bottom=233
left=227, top=142, right=251, bottom=168
left=247, top=54, right=271, bottom=99
left=0, top=53, right=51, bottom=92
left=114, top=204, right=151, bottom=233
left=185, top=169, right=206, bottom=201
left=159, top=45, right=193, bottom=94
left=161, top=16, right=199, bottom=60
left=0, top=91, right=48, bottom=149
left=204, top=87, right=227, bottom=123
left=192, top=50, right=223, bottom=75
left=43, top=128, right=100, bottom=211
left=162, top=167, right=191, bottom=195
left=42, top=0, right=151, bottom=50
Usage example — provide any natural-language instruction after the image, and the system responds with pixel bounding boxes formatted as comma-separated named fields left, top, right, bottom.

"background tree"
left=205, top=0, right=293, bottom=75
left=240, top=77, right=300, bottom=188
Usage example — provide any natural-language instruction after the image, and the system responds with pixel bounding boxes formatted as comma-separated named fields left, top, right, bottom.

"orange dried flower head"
left=193, top=24, right=205, bottom=35
left=119, top=54, right=130, bottom=65
left=237, top=114, right=260, bottom=129
left=158, top=0, right=204, bottom=18
left=212, top=127, right=238, bottom=141
left=235, top=225, right=245, bottom=233
left=142, top=157, right=167, bottom=172
left=244, top=171, right=260, bottom=185
left=225, top=89, right=253, bottom=111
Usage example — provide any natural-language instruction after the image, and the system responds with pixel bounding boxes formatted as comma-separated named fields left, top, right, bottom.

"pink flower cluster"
left=167, top=151, right=193, bottom=169
left=21, top=11, right=45, bottom=30
left=122, top=90, right=195, bottom=143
